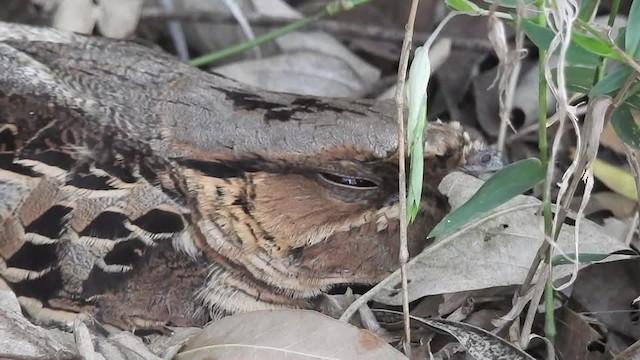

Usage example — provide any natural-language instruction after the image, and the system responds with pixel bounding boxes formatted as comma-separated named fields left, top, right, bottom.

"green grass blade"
left=428, top=158, right=545, bottom=238
left=482, top=0, right=520, bottom=7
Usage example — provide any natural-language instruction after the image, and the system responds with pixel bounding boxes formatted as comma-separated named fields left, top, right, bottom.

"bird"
left=0, top=21, right=503, bottom=332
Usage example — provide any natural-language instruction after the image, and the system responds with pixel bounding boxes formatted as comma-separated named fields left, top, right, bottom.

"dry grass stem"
left=392, top=0, right=422, bottom=352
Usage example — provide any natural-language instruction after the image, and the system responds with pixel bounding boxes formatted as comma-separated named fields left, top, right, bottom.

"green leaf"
left=559, top=66, right=596, bottom=93
left=446, top=0, right=481, bottom=12
left=482, top=0, right=520, bottom=7
left=589, top=65, right=633, bottom=96
left=611, top=104, right=640, bottom=149
left=428, top=158, right=545, bottom=238
left=552, top=252, right=629, bottom=266
left=521, top=20, right=600, bottom=66
left=572, top=32, right=622, bottom=60
left=407, top=141, right=424, bottom=222
left=625, top=89, right=640, bottom=110
left=625, top=94, right=640, bottom=110
left=622, top=80, right=640, bottom=110
left=616, top=27, right=627, bottom=49
left=578, top=0, right=598, bottom=22
left=627, top=0, right=640, bottom=57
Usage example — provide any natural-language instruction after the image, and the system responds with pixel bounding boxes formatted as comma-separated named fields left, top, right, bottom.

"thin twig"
left=394, top=0, right=421, bottom=354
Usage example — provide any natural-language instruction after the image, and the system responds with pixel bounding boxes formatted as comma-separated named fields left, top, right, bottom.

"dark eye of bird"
left=481, top=153, right=492, bottom=163
left=319, top=172, right=378, bottom=189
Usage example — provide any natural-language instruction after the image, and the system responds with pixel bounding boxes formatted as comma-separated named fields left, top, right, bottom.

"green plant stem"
left=544, top=267, right=556, bottom=337
left=189, top=0, right=372, bottom=67
left=533, top=0, right=556, bottom=343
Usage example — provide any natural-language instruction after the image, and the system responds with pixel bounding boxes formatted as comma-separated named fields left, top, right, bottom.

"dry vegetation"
left=1, top=0, right=640, bottom=359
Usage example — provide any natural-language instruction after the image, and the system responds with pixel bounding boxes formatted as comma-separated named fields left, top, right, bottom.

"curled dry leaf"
left=372, top=171, right=631, bottom=306
left=176, top=310, right=406, bottom=360
left=413, top=316, right=535, bottom=360
left=555, top=307, right=607, bottom=360
left=571, top=259, right=640, bottom=341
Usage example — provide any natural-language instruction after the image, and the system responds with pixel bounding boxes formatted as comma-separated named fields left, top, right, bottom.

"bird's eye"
left=481, top=153, right=492, bottom=163
left=319, top=172, right=378, bottom=189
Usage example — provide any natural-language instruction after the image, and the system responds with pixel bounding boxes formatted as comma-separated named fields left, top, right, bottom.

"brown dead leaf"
left=555, top=307, right=610, bottom=360
left=177, top=309, right=406, bottom=360
left=571, top=259, right=640, bottom=342
left=614, top=339, right=640, bottom=360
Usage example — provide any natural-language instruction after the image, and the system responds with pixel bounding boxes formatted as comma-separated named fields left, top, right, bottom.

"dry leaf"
left=177, top=310, right=406, bottom=360
left=372, top=171, right=630, bottom=305
left=571, top=259, right=640, bottom=341
left=555, top=307, right=609, bottom=360
left=614, top=339, right=640, bottom=360
left=0, top=290, right=77, bottom=359
left=215, top=31, right=380, bottom=97
left=409, top=316, right=535, bottom=359
left=52, top=0, right=98, bottom=34
left=215, top=47, right=376, bottom=97
left=96, top=0, right=143, bottom=39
